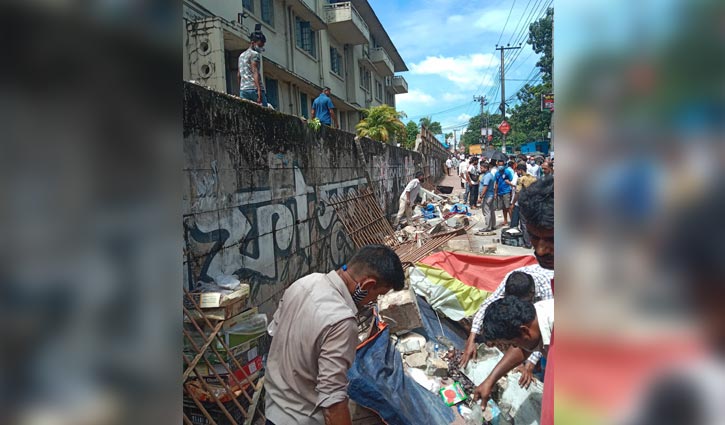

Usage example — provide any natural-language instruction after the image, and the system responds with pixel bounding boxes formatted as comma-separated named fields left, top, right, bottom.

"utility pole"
left=453, top=129, right=457, bottom=153
left=473, top=95, right=487, bottom=148
left=495, top=44, right=521, bottom=153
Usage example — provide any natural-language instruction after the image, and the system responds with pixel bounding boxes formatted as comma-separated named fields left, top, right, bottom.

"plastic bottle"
left=466, top=401, right=483, bottom=425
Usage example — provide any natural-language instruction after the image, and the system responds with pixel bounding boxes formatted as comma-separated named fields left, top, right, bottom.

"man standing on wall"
left=311, top=87, right=339, bottom=129
left=238, top=24, right=268, bottom=107
left=393, top=171, right=425, bottom=229
left=265, top=245, right=405, bottom=425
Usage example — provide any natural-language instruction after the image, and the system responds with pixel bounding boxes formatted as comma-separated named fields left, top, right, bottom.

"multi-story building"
left=183, top=0, right=409, bottom=132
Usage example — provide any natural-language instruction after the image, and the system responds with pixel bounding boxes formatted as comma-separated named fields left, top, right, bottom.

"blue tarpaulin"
left=347, top=325, right=455, bottom=425
left=415, top=294, right=467, bottom=350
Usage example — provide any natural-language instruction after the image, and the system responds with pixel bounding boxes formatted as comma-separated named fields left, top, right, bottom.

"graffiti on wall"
left=371, top=153, right=418, bottom=215
left=184, top=167, right=366, bottom=299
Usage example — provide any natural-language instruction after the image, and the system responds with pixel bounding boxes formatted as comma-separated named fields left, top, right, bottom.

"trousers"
left=393, top=197, right=411, bottom=226
left=482, top=196, right=496, bottom=231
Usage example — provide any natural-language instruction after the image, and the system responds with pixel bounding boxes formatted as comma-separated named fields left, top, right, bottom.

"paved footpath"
left=435, top=168, right=533, bottom=257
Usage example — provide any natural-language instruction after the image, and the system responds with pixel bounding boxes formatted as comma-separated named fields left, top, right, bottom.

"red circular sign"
left=487, top=135, right=493, bottom=142
left=498, top=121, right=511, bottom=135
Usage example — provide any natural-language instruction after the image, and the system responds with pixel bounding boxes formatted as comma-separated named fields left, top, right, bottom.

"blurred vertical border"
left=555, top=0, right=724, bottom=423
left=1, top=1, right=181, bottom=424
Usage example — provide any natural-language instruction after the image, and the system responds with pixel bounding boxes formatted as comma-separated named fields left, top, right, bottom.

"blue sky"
left=369, top=0, right=552, bottom=137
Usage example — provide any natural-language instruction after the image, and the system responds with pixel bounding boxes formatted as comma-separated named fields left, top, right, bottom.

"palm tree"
left=418, top=116, right=443, bottom=134
left=356, top=105, right=406, bottom=144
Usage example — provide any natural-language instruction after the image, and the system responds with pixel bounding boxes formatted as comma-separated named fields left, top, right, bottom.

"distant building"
left=183, top=0, right=409, bottom=132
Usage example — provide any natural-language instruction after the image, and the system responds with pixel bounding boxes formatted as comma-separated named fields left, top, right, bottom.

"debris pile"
left=394, top=186, right=473, bottom=243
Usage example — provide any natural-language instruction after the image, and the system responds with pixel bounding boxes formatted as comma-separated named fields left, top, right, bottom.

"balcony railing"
left=324, top=2, right=369, bottom=45
left=391, top=75, right=408, bottom=94
left=369, top=47, right=394, bottom=76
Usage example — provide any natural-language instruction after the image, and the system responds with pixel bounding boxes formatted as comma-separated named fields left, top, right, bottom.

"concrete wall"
left=183, top=82, right=446, bottom=315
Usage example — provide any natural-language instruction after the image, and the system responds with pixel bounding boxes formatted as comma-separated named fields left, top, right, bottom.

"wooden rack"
left=183, top=288, right=266, bottom=425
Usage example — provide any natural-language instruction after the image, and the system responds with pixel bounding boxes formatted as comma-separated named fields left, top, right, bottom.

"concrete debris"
left=428, top=221, right=446, bottom=235
left=427, top=356, right=449, bottom=377
left=404, top=351, right=428, bottom=369
left=406, top=367, right=442, bottom=393
left=392, top=190, right=471, bottom=243
left=378, top=287, right=423, bottom=334
left=462, top=345, right=544, bottom=425
left=445, top=216, right=469, bottom=229
left=482, top=244, right=497, bottom=254
left=397, top=333, right=427, bottom=354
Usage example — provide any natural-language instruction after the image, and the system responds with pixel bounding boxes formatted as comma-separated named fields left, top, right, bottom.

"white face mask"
left=252, top=45, right=265, bottom=52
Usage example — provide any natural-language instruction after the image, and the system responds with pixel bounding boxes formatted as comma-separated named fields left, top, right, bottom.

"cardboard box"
left=184, top=295, right=249, bottom=321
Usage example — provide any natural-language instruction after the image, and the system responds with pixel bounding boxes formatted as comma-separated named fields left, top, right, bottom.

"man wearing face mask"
left=265, top=245, right=405, bottom=425
left=238, top=24, right=268, bottom=106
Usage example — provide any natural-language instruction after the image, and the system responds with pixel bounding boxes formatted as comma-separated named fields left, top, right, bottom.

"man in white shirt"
left=393, top=171, right=424, bottom=228
left=458, top=157, right=469, bottom=190
left=527, top=157, right=541, bottom=178
left=445, top=157, right=453, bottom=176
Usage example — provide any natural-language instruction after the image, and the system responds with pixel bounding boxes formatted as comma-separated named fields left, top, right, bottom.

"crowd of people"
left=446, top=152, right=554, bottom=246
left=263, top=165, right=555, bottom=424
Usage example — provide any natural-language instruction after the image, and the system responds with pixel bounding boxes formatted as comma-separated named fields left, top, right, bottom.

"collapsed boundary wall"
left=183, top=82, right=448, bottom=314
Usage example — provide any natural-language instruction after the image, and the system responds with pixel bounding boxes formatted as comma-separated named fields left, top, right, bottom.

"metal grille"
left=327, top=186, right=400, bottom=249
left=327, top=186, right=470, bottom=268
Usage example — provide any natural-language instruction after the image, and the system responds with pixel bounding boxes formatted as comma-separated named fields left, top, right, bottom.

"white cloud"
left=446, top=14, right=465, bottom=24
left=456, top=113, right=472, bottom=122
left=395, top=89, right=435, bottom=114
left=442, top=92, right=467, bottom=102
left=410, top=53, right=498, bottom=88
left=473, top=9, right=513, bottom=29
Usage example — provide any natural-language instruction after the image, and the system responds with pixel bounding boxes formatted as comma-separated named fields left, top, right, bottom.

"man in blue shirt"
left=495, top=159, right=515, bottom=227
left=478, top=162, right=497, bottom=231
left=311, top=87, right=339, bottom=128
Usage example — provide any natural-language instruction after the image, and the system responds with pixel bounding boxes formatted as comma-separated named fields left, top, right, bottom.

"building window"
left=265, top=77, right=279, bottom=109
left=330, top=47, right=342, bottom=76
left=375, top=79, right=383, bottom=101
left=359, top=66, right=371, bottom=92
left=371, top=35, right=380, bottom=48
left=295, top=18, right=316, bottom=57
left=300, top=93, right=308, bottom=118
left=261, top=0, right=274, bottom=26
left=243, top=0, right=254, bottom=13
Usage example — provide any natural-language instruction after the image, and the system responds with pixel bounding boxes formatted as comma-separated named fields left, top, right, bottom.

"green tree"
left=356, top=105, right=406, bottom=144
left=495, top=6, right=553, bottom=152
left=528, top=6, right=553, bottom=83
left=460, top=113, right=503, bottom=148
left=404, top=121, right=418, bottom=149
left=418, top=116, right=443, bottom=135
